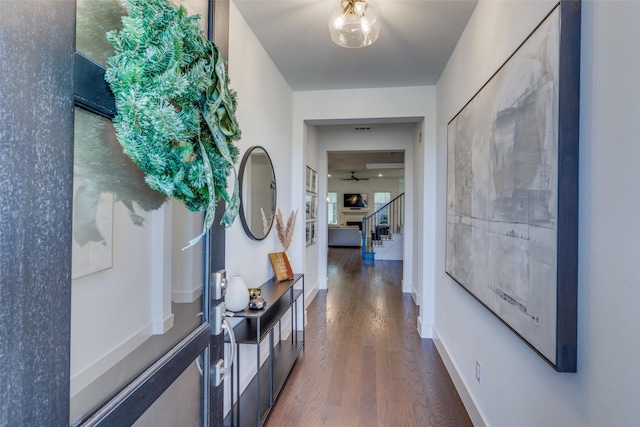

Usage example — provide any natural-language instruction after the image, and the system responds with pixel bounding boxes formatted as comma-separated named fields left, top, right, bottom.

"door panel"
left=70, top=0, right=226, bottom=425
left=70, top=106, right=206, bottom=424
left=0, top=0, right=227, bottom=425
left=133, top=354, right=205, bottom=427
left=207, top=214, right=227, bottom=425
left=75, top=0, right=125, bottom=67
left=0, top=2, right=75, bottom=425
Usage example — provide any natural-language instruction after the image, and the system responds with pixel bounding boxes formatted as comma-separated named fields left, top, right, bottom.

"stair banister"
left=361, top=193, right=404, bottom=259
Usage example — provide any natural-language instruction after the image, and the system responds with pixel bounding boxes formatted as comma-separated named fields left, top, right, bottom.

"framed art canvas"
left=305, top=165, right=318, bottom=246
left=445, top=1, right=580, bottom=372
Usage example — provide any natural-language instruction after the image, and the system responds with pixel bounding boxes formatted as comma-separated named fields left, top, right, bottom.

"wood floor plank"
left=264, top=248, right=472, bottom=427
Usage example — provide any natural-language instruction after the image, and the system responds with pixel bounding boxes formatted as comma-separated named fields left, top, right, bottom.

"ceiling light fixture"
left=329, top=0, right=381, bottom=48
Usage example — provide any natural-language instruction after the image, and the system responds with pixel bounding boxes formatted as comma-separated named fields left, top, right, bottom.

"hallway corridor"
left=264, top=248, right=472, bottom=426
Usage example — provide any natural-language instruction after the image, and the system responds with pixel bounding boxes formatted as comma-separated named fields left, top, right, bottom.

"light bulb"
left=354, top=0, right=366, bottom=15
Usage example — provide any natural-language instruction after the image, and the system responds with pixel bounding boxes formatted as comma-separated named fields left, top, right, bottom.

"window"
left=374, top=192, right=391, bottom=225
left=327, top=192, right=338, bottom=224
left=71, top=1, right=215, bottom=424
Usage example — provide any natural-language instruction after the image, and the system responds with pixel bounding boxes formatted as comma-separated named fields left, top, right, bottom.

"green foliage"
left=105, top=0, right=242, bottom=248
left=74, top=108, right=167, bottom=213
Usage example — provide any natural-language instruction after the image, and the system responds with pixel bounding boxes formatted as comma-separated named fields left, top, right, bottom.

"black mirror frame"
left=238, top=146, right=276, bottom=241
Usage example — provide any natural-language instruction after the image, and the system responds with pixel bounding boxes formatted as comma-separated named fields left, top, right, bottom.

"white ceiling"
left=328, top=149, right=405, bottom=180
left=323, top=122, right=411, bottom=179
left=233, top=0, right=478, bottom=91
left=232, top=0, right=478, bottom=174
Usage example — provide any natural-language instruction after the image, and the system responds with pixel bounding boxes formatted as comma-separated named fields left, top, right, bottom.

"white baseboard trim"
left=224, top=277, right=317, bottom=416
left=417, top=316, right=433, bottom=338
left=223, top=343, right=261, bottom=415
left=171, top=284, right=203, bottom=303
left=433, top=328, right=486, bottom=427
left=295, top=302, right=308, bottom=330
left=152, top=313, right=174, bottom=334
left=278, top=308, right=293, bottom=337
left=402, top=279, right=413, bottom=294
left=224, top=321, right=296, bottom=416
left=306, top=283, right=319, bottom=308
left=411, top=282, right=420, bottom=305
left=70, top=321, right=154, bottom=397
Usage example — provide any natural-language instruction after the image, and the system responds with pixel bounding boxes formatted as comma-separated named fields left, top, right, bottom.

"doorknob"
left=213, top=303, right=236, bottom=387
left=212, top=269, right=235, bottom=386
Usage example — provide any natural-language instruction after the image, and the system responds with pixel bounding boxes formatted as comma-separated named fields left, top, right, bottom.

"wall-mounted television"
left=343, top=193, right=368, bottom=208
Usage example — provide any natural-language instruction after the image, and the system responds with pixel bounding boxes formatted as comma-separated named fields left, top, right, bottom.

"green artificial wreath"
left=105, top=0, right=241, bottom=248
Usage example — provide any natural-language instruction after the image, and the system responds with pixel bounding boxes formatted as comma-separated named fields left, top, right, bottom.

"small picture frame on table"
left=269, top=251, right=294, bottom=281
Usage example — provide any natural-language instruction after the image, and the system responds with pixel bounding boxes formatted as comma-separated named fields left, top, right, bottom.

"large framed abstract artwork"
left=445, top=1, right=580, bottom=372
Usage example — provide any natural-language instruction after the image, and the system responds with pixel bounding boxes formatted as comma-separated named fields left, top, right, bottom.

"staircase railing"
left=361, top=193, right=404, bottom=259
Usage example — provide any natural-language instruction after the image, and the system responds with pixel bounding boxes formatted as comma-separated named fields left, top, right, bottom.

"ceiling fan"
left=340, top=171, right=369, bottom=181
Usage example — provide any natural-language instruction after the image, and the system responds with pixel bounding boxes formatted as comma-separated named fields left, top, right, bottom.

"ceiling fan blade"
left=338, top=172, right=369, bottom=181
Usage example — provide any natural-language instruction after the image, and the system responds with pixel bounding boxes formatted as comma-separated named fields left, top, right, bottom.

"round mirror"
left=239, top=146, right=276, bottom=240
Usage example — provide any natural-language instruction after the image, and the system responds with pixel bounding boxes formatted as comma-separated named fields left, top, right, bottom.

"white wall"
left=171, top=204, right=204, bottom=303
left=294, top=87, right=436, bottom=335
left=70, top=199, right=203, bottom=396
left=412, top=121, right=425, bottom=306
left=305, top=124, right=321, bottom=299
left=223, top=3, right=297, bottom=415
left=435, top=1, right=640, bottom=425
left=226, top=3, right=294, bottom=287
left=71, top=202, right=154, bottom=395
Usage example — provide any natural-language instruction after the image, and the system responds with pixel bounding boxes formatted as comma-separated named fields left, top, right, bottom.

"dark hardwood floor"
left=265, top=248, right=472, bottom=427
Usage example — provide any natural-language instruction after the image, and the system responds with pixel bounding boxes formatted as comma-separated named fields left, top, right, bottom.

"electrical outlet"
left=475, top=360, right=481, bottom=383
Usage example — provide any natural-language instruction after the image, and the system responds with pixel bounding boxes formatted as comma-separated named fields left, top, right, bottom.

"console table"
left=224, top=274, right=304, bottom=427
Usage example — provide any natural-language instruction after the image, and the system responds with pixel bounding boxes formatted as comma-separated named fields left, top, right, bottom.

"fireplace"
left=346, top=221, right=363, bottom=231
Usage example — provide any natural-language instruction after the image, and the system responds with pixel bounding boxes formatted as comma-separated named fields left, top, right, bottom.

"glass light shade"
left=329, top=0, right=381, bottom=48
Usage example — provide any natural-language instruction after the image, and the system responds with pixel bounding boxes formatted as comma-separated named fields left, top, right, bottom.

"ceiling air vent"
left=354, top=126, right=372, bottom=131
